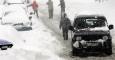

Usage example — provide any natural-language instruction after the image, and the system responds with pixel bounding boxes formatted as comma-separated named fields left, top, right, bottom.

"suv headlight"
left=102, top=36, right=108, bottom=40
left=76, top=36, right=82, bottom=41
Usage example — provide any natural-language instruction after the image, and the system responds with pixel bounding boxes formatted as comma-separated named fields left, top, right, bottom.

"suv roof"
left=74, top=15, right=107, bottom=21
left=76, top=15, right=105, bottom=18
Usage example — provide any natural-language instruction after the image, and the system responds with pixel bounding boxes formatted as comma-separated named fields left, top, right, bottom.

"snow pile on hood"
left=90, top=26, right=109, bottom=31
left=78, top=26, right=109, bottom=31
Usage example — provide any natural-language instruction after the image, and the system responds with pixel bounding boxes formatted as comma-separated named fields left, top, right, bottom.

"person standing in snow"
left=25, top=0, right=31, bottom=4
left=32, top=0, right=39, bottom=17
left=59, top=13, right=71, bottom=40
left=59, top=0, right=65, bottom=21
left=47, top=0, right=53, bottom=19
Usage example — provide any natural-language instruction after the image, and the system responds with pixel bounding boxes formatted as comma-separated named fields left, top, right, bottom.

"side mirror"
left=109, top=24, right=114, bottom=30
left=69, top=26, right=74, bottom=31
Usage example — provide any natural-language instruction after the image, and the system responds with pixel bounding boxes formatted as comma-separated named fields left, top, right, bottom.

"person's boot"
left=63, top=36, right=66, bottom=40
left=65, top=34, right=68, bottom=40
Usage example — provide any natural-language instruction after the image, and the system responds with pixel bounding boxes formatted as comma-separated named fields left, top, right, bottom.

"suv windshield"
left=74, top=17, right=106, bottom=29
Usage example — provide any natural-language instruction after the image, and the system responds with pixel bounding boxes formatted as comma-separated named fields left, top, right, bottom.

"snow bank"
left=19, top=16, right=65, bottom=60
left=0, top=25, right=24, bottom=48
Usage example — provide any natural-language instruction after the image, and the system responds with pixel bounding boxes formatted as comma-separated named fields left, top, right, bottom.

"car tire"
left=1, top=48, right=7, bottom=50
left=72, top=47, right=77, bottom=56
left=105, top=48, right=112, bottom=55
left=72, top=46, right=82, bottom=56
left=105, top=44, right=112, bottom=55
left=104, top=39, right=112, bottom=55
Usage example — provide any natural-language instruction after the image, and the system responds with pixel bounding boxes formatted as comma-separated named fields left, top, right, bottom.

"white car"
left=2, top=5, right=32, bottom=31
left=0, top=39, right=13, bottom=50
left=0, top=25, right=24, bottom=50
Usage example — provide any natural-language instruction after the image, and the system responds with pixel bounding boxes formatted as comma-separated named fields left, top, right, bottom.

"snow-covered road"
left=38, top=0, right=115, bottom=60
left=39, top=8, right=115, bottom=60
left=0, top=15, right=65, bottom=60
left=0, top=0, right=115, bottom=60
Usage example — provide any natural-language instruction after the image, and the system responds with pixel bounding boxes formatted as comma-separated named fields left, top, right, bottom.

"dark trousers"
left=34, top=10, right=38, bottom=17
left=48, top=9, right=53, bottom=19
left=62, top=30, right=68, bottom=40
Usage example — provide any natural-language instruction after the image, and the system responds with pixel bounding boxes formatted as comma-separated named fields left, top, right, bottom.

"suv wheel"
left=105, top=48, right=112, bottom=55
left=72, top=46, right=82, bottom=56
left=104, top=39, right=112, bottom=55
left=72, top=47, right=77, bottom=56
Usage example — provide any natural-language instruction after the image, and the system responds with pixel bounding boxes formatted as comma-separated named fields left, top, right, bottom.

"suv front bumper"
left=73, top=40, right=107, bottom=52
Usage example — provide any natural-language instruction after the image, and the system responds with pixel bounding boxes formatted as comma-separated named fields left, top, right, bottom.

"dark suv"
left=69, top=15, right=114, bottom=56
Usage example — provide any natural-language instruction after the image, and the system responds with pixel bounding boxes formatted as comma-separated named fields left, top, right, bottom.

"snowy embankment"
left=0, top=15, right=65, bottom=60
left=18, top=15, right=65, bottom=60
left=0, top=2, right=65, bottom=60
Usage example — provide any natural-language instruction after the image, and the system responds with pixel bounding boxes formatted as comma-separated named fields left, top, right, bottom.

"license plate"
left=86, top=43, right=98, bottom=46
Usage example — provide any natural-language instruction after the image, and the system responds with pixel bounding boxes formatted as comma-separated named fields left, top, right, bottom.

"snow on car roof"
left=6, top=0, right=25, bottom=4
left=76, top=15, right=105, bottom=18
left=0, top=39, right=12, bottom=45
left=2, top=5, right=30, bottom=24
left=2, top=12, right=30, bottom=24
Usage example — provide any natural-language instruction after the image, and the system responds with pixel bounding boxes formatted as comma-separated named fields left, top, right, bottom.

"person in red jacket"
left=32, top=0, right=39, bottom=17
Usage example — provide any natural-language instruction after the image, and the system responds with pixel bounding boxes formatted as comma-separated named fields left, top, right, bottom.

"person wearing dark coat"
left=59, top=0, right=65, bottom=21
left=59, top=13, right=71, bottom=40
left=47, top=0, right=53, bottom=19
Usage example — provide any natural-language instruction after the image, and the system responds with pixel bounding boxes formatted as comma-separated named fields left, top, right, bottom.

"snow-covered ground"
left=38, top=0, right=115, bottom=60
left=0, top=0, right=65, bottom=60
left=0, top=15, right=65, bottom=60
left=0, top=0, right=115, bottom=60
